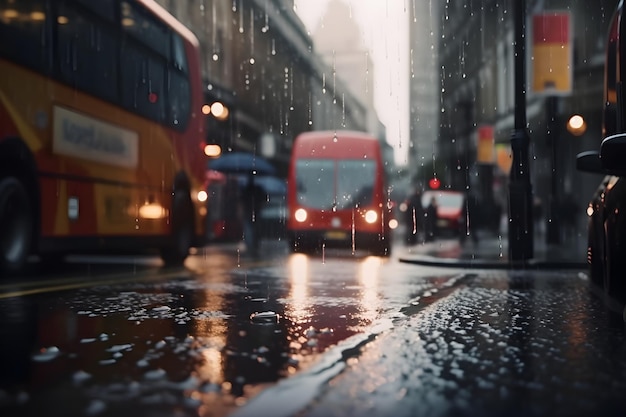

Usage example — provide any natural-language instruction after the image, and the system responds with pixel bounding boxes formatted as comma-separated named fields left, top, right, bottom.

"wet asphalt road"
left=1, top=239, right=625, bottom=417
left=248, top=270, right=626, bottom=417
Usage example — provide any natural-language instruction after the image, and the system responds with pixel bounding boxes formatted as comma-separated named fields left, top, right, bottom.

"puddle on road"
left=0, top=259, right=466, bottom=417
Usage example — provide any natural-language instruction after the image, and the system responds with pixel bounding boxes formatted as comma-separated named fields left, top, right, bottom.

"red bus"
left=286, top=130, right=394, bottom=256
left=0, top=0, right=207, bottom=274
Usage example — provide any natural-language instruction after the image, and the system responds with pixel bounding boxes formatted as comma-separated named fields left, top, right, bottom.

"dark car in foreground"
left=577, top=1, right=626, bottom=312
left=578, top=140, right=626, bottom=308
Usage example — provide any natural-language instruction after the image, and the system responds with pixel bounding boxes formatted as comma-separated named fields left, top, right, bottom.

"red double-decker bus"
left=0, top=0, right=207, bottom=273
left=286, top=130, right=394, bottom=256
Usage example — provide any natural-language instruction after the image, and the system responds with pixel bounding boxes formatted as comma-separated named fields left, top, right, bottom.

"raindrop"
left=250, top=311, right=280, bottom=324
left=85, top=400, right=106, bottom=416
left=32, top=346, right=61, bottom=362
left=73, top=370, right=92, bottom=384
left=144, top=368, right=167, bottom=381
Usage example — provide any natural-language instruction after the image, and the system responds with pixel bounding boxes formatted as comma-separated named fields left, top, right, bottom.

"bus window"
left=0, top=0, right=48, bottom=71
left=295, top=159, right=334, bottom=210
left=56, top=2, right=119, bottom=103
left=336, top=160, right=376, bottom=209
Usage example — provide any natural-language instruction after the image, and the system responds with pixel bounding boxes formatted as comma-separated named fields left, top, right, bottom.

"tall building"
left=408, top=1, right=440, bottom=184
left=312, top=0, right=375, bottom=129
left=312, top=0, right=394, bottom=172
left=437, top=0, right=618, bottom=236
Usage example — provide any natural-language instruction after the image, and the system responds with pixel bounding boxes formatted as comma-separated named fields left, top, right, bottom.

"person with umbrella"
left=208, top=152, right=277, bottom=177
left=208, top=151, right=276, bottom=255
left=240, top=172, right=267, bottom=256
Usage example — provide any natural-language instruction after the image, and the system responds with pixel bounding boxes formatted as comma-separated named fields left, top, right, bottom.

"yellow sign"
left=496, top=144, right=513, bottom=174
left=532, top=12, right=572, bottom=95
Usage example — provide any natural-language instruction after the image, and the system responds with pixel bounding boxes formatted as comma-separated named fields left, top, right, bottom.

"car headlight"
left=365, top=210, right=378, bottom=223
left=295, top=208, right=308, bottom=222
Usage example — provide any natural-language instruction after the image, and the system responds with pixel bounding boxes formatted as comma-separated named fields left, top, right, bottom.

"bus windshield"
left=295, top=159, right=376, bottom=210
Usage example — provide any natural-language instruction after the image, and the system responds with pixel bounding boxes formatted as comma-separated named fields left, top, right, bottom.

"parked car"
left=576, top=1, right=626, bottom=308
left=578, top=143, right=626, bottom=306
left=582, top=175, right=611, bottom=287
left=421, top=190, right=466, bottom=237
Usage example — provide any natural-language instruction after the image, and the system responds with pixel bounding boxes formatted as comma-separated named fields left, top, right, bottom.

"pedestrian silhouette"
left=240, top=173, right=266, bottom=256
left=424, top=196, right=438, bottom=242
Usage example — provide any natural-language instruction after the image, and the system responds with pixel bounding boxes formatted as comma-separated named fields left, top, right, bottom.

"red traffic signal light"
left=429, top=177, right=441, bottom=189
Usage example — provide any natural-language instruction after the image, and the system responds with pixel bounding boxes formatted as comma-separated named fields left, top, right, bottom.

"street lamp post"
left=508, top=0, right=534, bottom=261
left=546, top=96, right=561, bottom=245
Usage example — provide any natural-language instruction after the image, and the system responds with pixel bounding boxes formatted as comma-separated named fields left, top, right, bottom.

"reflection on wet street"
left=0, top=241, right=453, bottom=417
left=3, top=240, right=623, bottom=417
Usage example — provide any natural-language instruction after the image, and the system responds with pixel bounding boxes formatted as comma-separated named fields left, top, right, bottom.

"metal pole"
left=546, top=96, right=560, bottom=244
left=508, top=0, right=534, bottom=261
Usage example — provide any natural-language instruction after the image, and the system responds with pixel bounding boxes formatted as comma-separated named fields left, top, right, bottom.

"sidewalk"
left=397, top=228, right=588, bottom=269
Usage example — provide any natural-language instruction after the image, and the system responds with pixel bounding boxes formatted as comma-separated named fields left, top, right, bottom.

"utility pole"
left=546, top=96, right=561, bottom=244
left=508, top=0, right=534, bottom=261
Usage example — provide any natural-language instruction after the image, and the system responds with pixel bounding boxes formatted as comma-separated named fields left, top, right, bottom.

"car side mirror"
left=600, top=133, right=626, bottom=175
left=576, top=150, right=603, bottom=173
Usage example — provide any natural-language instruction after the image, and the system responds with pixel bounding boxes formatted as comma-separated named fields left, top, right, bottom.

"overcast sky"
left=293, top=0, right=410, bottom=165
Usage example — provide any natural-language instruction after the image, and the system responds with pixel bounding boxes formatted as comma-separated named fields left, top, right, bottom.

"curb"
left=398, top=254, right=587, bottom=270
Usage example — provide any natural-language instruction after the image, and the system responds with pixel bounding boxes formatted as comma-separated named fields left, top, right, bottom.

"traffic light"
left=429, top=177, right=441, bottom=189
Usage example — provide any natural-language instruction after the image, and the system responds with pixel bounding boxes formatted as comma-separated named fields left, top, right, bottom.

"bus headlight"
left=295, top=208, right=308, bottom=222
left=364, top=210, right=378, bottom=223
left=388, top=218, right=399, bottom=229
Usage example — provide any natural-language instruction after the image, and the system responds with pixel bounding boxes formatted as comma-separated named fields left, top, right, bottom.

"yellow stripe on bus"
left=0, top=88, right=43, bottom=152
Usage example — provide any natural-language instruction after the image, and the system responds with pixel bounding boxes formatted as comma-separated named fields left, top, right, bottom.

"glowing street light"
left=567, top=114, right=587, bottom=136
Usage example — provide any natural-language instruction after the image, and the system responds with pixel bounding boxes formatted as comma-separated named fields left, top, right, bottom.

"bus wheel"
left=0, top=177, right=33, bottom=275
left=161, top=192, right=193, bottom=267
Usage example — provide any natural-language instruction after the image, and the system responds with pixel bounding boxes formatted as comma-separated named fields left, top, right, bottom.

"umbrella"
left=236, top=175, right=286, bottom=196
left=208, top=152, right=277, bottom=176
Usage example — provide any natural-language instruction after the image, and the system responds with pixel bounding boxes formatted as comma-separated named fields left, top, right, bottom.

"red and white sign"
left=532, top=12, right=572, bottom=95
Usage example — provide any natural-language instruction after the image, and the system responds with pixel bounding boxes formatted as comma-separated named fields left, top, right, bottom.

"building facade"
left=408, top=0, right=440, bottom=184
left=436, top=0, right=618, bottom=234
left=156, top=0, right=370, bottom=176
left=310, top=0, right=394, bottom=175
